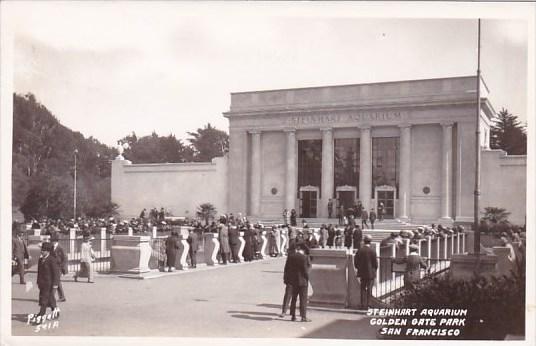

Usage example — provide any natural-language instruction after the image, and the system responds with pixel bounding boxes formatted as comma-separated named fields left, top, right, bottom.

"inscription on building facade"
left=288, top=111, right=403, bottom=126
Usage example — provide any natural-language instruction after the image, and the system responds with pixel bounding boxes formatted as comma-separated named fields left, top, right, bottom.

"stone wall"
left=111, top=156, right=228, bottom=219
left=480, top=149, right=527, bottom=225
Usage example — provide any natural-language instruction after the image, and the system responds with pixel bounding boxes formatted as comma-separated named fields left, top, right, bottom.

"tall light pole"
left=74, top=149, right=78, bottom=220
left=473, top=18, right=482, bottom=255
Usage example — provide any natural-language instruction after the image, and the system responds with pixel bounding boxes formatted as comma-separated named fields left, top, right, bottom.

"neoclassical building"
left=111, top=76, right=526, bottom=225
left=224, top=76, right=524, bottom=224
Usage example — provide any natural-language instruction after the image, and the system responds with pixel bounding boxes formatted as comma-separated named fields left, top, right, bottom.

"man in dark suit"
left=187, top=228, right=199, bottom=268
left=12, top=230, right=29, bottom=284
left=354, top=235, right=377, bottom=309
left=35, top=242, right=60, bottom=322
left=50, top=233, right=67, bottom=301
left=361, top=208, right=369, bottom=229
left=228, top=226, right=241, bottom=263
left=284, top=243, right=311, bottom=322
left=369, top=208, right=377, bottom=229
left=352, top=225, right=363, bottom=251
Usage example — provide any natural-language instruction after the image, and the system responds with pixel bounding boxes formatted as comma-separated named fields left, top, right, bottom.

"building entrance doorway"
left=336, top=185, right=357, bottom=216
left=299, top=186, right=318, bottom=218
left=375, top=185, right=396, bottom=219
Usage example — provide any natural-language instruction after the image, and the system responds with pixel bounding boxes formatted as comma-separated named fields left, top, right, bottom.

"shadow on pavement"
left=228, top=310, right=278, bottom=317
left=257, top=303, right=280, bottom=310
left=261, top=270, right=283, bottom=274
left=12, top=313, right=31, bottom=323
left=301, top=318, right=378, bottom=339
left=12, top=298, right=38, bottom=303
left=230, top=314, right=274, bottom=322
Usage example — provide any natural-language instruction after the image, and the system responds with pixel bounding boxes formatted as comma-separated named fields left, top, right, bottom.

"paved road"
left=11, top=258, right=377, bottom=338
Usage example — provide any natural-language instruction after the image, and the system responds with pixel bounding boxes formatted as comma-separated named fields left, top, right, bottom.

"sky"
left=7, top=2, right=531, bottom=147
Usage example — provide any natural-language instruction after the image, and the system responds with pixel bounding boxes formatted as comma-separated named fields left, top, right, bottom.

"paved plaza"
left=12, top=257, right=377, bottom=338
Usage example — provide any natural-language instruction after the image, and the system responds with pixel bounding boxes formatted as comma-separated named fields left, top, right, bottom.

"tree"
left=196, top=203, right=217, bottom=225
left=481, top=207, right=511, bottom=225
left=490, top=108, right=527, bottom=155
left=188, top=123, right=229, bottom=162
left=119, top=131, right=194, bottom=163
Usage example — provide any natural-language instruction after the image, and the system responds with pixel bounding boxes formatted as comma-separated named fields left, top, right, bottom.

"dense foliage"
left=13, top=93, right=117, bottom=220
left=395, top=259, right=525, bottom=339
left=490, top=108, right=527, bottom=155
left=13, top=93, right=229, bottom=220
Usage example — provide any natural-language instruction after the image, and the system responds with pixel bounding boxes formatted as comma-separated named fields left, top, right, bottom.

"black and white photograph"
left=1, top=1, right=534, bottom=345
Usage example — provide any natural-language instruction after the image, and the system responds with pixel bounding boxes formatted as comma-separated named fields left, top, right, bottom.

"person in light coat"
left=74, top=235, right=95, bottom=283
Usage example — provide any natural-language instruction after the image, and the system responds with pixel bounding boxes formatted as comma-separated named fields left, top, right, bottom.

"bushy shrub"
left=395, top=258, right=525, bottom=339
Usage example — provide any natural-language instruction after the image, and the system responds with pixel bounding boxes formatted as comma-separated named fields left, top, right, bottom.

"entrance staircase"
left=247, top=216, right=425, bottom=230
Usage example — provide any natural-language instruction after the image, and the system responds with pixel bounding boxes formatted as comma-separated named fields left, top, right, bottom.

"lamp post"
left=74, top=149, right=78, bottom=220
left=473, top=19, right=482, bottom=255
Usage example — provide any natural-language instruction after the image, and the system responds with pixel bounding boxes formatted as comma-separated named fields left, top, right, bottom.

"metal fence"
left=373, top=256, right=451, bottom=305
left=57, top=237, right=113, bottom=274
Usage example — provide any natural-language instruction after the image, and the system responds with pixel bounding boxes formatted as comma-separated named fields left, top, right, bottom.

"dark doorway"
left=337, top=191, right=355, bottom=212
left=300, top=191, right=317, bottom=218
left=377, top=191, right=395, bottom=219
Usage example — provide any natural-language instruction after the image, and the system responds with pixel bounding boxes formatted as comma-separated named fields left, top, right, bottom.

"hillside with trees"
left=12, top=93, right=229, bottom=221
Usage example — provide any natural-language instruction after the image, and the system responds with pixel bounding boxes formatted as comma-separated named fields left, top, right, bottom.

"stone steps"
left=248, top=216, right=425, bottom=230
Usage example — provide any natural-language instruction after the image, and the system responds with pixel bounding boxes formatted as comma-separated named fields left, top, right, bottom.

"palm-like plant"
left=196, top=203, right=217, bottom=225
left=481, top=207, right=511, bottom=224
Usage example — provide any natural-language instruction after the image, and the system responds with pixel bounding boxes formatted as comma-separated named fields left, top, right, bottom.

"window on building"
left=298, top=140, right=322, bottom=195
left=372, top=137, right=399, bottom=198
left=334, top=138, right=360, bottom=195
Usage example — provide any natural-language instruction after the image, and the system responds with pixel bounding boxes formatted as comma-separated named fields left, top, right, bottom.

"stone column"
left=285, top=129, right=297, bottom=212
left=398, top=124, right=412, bottom=221
left=250, top=130, right=262, bottom=216
left=359, top=125, right=372, bottom=210
left=440, top=122, right=454, bottom=222
left=321, top=127, right=334, bottom=218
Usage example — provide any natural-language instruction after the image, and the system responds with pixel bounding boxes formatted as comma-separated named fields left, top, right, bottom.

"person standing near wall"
left=228, top=225, right=241, bottom=263
left=353, top=225, right=363, bottom=252
left=354, top=235, right=377, bottom=310
left=394, top=244, right=428, bottom=290
left=327, top=199, right=333, bottom=219
left=187, top=228, right=199, bottom=268
left=12, top=229, right=29, bottom=284
left=218, top=217, right=231, bottom=265
left=164, top=231, right=179, bottom=272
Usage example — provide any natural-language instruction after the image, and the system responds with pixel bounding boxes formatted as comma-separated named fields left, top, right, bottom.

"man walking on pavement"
left=50, top=233, right=67, bottom=301
left=284, top=243, right=311, bottom=322
left=354, top=235, right=377, bottom=310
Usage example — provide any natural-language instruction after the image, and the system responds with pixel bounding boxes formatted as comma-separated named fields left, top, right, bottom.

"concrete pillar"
left=203, top=233, right=220, bottom=266
left=250, top=130, right=262, bottom=216
left=260, top=230, right=268, bottom=258
left=69, top=228, right=76, bottom=255
left=238, top=232, right=246, bottom=261
left=404, top=239, right=410, bottom=256
left=373, top=242, right=380, bottom=284
left=175, top=234, right=190, bottom=270
left=440, top=122, right=454, bottom=222
left=359, top=125, right=372, bottom=211
left=110, top=235, right=151, bottom=274
left=398, top=124, right=412, bottom=220
left=321, top=127, right=334, bottom=218
left=280, top=229, right=288, bottom=256
left=128, top=227, right=133, bottom=236
left=285, top=129, right=297, bottom=211
left=152, top=226, right=157, bottom=238
left=100, top=228, right=107, bottom=254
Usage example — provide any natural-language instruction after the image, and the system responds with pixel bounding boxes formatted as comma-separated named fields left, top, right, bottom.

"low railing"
left=57, top=237, right=113, bottom=273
